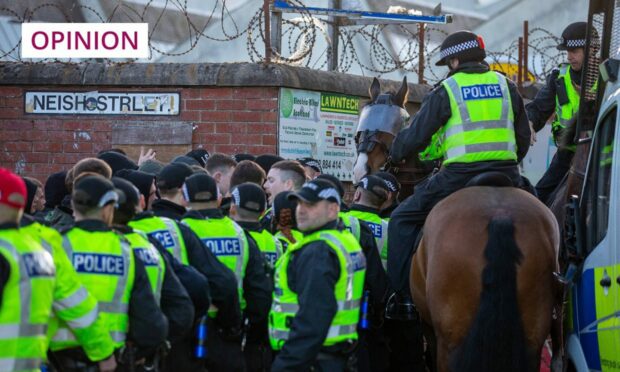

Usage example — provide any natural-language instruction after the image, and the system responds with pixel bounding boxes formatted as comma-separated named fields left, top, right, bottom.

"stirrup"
left=385, top=293, right=419, bottom=321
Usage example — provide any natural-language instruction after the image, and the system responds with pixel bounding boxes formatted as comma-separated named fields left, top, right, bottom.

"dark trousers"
left=386, top=162, right=523, bottom=295
left=164, top=336, right=206, bottom=372
left=244, top=339, right=272, bottom=372
left=356, top=328, right=390, bottom=372
left=206, top=320, right=245, bottom=372
left=384, top=319, right=426, bottom=372
left=535, top=148, right=575, bottom=205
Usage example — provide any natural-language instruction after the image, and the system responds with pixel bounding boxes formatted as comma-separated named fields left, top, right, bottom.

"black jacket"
left=114, top=225, right=195, bottom=345
left=140, top=205, right=243, bottom=329
left=63, top=220, right=168, bottom=354
left=182, top=209, right=273, bottom=343
left=526, top=66, right=583, bottom=131
left=0, top=222, right=18, bottom=308
left=379, top=201, right=399, bottom=219
left=390, top=62, right=531, bottom=164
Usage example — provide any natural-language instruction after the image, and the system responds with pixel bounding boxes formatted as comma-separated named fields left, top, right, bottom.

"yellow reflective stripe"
left=0, top=240, right=36, bottom=331
left=0, top=357, right=41, bottom=371
left=271, top=300, right=359, bottom=313
left=53, top=328, right=126, bottom=343
left=320, top=233, right=354, bottom=301
left=231, top=222, right=248, bottom=291
left=446, top=142, right=516, bottom=159
left=61, top=235, right=74, bottom=257
left=64, top=306, right=98, bottom=329
left=444, top=119, right=513, bottom=138
left=52, top=286, right=89, bottom=312
left=99, top=302, right=129, bottom=313
left=161, top=218, right=183, bottom=262
left=269, top=323, right=357, bottom=343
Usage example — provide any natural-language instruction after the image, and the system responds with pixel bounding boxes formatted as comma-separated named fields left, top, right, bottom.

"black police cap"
left=436, top=30, right=486, bottom=66
left=231, top=182, right=266, bottom=213
left=182, top=173, right=219, bottom=203
left=157, top=163, right=194, bottom=191
left=73, top=175, right=124, bottom=208
left=557, top=22, right=587, bottom=50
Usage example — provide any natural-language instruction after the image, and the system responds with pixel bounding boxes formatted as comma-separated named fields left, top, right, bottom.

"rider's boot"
left=385, top=292, right=419, bottom=321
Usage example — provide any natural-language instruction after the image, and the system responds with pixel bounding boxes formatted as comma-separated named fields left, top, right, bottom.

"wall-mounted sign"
left=278, top=88, right=359, bottom=181
left=25, top=91, right=180, bottom=115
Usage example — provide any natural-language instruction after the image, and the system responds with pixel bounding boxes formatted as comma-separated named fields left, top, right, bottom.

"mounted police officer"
left=527, top=21, right=588, bottom=204
left=269, top=179, right=366, bottom=371
left=385, top=30, right=531, bottom=320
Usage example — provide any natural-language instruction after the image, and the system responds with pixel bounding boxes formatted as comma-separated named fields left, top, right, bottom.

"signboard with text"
left=25, top=91, right=180, bottom=115
left=278, top=88, right=359, bottom=181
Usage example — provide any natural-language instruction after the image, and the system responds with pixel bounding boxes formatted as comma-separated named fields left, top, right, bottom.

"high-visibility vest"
left=269, top=229, right=366, bottom=350
left=20, top=221, right=115, bottom=361
left=420, top=71, right=517, bottom=164
left=129, top=216, right=189, bottom=265
left=60, top=227, right=135, bottom=349
left=553, top=64, right=581, bottom=150
left=249, top=229, right=283, bottom=268
left=346, top=210, right=389, bottom=269
left=0, top=228, right=55, bottom=372
left=274, top=229, right=304, bottom=253
left=182, top=215, right=249, bottom=310
left=122, top=230, right=166, bottom=305
left=339, top=212, right=361, bottom=241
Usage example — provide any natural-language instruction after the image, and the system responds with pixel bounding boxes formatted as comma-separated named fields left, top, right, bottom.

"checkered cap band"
left=565, top=38, right=586, bottom=48
left=383, top=180, right=398, bottom=192
left=440, top=40, right=480, bottom=60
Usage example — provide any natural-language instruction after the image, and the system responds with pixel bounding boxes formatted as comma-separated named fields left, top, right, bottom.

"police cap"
left=288, top=179, right=341, bottom=205
left=374, top=171, right=401, bottom=192
left=557, top=22, right=587, bottom=50
left=355, top=174, right=390, bottom=199
left=436, top=30, right=486, bottom=66
left=298, top=157, right=322, bottom=173
left=182, top=173, right=219, bottom=203
left=157, top=163, right=193, bottom=191
left=73, top=175, right=124, bottom=208
left=231, top=182, right=266, bottom=213
left=112, top=177, right=140, bottom=209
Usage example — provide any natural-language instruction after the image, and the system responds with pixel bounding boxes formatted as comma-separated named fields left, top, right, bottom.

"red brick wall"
left=0, top=86, right=279, bottom=183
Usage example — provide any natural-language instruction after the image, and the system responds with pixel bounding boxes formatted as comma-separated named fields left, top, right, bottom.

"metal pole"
left=264, top=0, right=271, bottom=63
left=418, top=23, right=425, bottom=84
left=327, top=0, right=340, bottom=71
left=517, top=37, right=523, bottom=88
left=270, top=1, right=282, bottom=55
left=523, top=20, right=529, bottom=82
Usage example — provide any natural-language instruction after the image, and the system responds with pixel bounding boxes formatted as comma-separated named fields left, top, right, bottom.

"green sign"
left=320, top=92, right=359, bottom=115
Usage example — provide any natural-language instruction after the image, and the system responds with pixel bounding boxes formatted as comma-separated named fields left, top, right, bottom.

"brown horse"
left=410, top=186, right=563, bottom=372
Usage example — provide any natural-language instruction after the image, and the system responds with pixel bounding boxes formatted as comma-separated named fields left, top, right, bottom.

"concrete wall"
left=0, top=62, right=429, bottom=183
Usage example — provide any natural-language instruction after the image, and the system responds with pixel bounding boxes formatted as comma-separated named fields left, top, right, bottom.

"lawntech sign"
left=25, top=91, right=180, bottom=116
left=21, top=23, right=149, bottom=59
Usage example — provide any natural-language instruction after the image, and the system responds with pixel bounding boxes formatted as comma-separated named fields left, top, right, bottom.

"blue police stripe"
left=576, top=269, right=601, bottom=370
left=22, top=252, right=55, bottom=277
left=461, top=84, right=503, bottom=101
left=134, top=248, right=160, bottom=267
left=73, top=253, right=125, bottom=275
left=148, top=230, right=175, bottom=249
left=366, top=222, right=383, bottom=238
left=202, top=238, right=242, bottom=256
left=350, top=252, right=366, bottom=272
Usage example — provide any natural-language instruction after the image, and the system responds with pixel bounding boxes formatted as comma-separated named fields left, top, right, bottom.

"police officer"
left=374, top=172, right=401, bottom=219
left=127, top=163, right=243, bottom=368
left=229, top=182, right=283, bottom=270
left=180, top=173, right=272, bottom=372
left=111, top=177, right=199, bottom=369
left=0, top=168, right=108, bottom=372
left=386, top=30, right=531, bottom=319
left=347, top=175, right=390, bottom=270
left=527, top=22, right=588, bottom=204
left=57, top=174, right=168, bottom=368
left=269, top=179, right=366, bottom=371
left=18, top=177, right=118, bottom=370
left=298, top=157, right=323, bottom=179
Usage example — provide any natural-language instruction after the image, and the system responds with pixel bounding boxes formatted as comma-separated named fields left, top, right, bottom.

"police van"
left=564, top=50, right=620, bottom=371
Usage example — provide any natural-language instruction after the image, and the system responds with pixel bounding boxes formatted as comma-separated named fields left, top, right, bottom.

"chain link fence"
left=0, top=0, right=567, bottom=84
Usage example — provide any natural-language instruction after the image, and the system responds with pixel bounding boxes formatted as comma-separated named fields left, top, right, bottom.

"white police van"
left=564, top=52, right=620, bottom=371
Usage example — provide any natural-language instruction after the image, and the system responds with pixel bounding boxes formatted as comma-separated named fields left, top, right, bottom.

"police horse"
left=354, top=77, right=564, bottom=372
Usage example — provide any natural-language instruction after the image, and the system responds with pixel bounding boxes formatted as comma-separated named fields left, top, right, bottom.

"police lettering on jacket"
left=461, top=84, right=503, bottom=101
left=23, top=252, right=55, bottom=277
left=202, top=238, right=241, bottom=256
left=148, top=230, right=175, bottom=249
left=134, top=248, right=160, bottom=266
left=264, top=252, right=278, bottom=267
left=350, top=252, right=366, bottom=272
left=366, top=222, right=383, bottom=238
left=73, top=253, right=125, bottom=275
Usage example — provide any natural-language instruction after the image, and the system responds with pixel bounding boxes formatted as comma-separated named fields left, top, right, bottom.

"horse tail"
left=450, top=217, right=531, bottom=372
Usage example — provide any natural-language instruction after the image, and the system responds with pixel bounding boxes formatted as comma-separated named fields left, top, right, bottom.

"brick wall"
left=0, top=86, right=279, bottom=183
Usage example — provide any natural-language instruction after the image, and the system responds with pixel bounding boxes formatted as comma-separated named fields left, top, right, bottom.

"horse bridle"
left=356, top=129, right=396, bottom=173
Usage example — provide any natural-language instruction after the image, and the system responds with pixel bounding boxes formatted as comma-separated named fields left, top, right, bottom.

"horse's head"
left=353, top=77, right=410, bottom=183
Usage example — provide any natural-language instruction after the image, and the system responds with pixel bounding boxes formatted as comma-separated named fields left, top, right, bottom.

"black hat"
left=436, top=30, right=486, bottom=66
left=112, top=177, right=140, bottom=210
left=355, top=175, right=389, bottom=199
left=288, top=179, right=341, bottom=205
left=255, top=154, right=284, bottom=174
left=98, top=151, right=138, bottom=175
left=115, top=169, right=155, bottom=204
left=231, top=183, right=266, bottom=213
left=557, top=22, right=587, bottom=50
left=182, top=173, right=219, bottom=203
left=233, top=153, right=257, bottom=163
left=315, top=174, right=345, bottom=197
left=157, top=163, right=194, bottom=191
left=186, top=149, right=210, bottom=167
left=273, top=191, right=297, bottom=226
left=374, top=171, right=400, bottom=192
left=138, top=159, right=164, bottom=176
left=298, top=157, right=322, bottom=173
left=22, top=177, right=38, bottom=213
left=72, top=175, right=124, bottom=208
left=172, top=155, right=201, bottom=167
left=44, top=170, right=69, bottom=209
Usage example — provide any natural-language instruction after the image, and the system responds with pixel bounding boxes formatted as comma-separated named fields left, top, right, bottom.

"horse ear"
left=394, top=76, right=409, bottom=107
left=369, top=77, right=381, bottom=102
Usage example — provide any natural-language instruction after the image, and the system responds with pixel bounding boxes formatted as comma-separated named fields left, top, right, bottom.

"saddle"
left=465, top=171, right=514, bottom=188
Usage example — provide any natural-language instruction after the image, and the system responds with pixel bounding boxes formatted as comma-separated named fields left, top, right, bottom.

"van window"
left=583, top=106, right=616, bottom=251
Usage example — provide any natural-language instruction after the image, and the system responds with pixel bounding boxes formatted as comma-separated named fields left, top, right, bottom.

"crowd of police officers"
left=0, top=20, right=588, bottom=372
